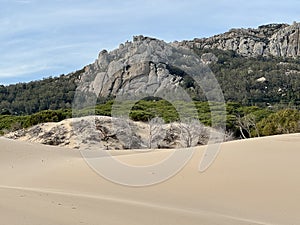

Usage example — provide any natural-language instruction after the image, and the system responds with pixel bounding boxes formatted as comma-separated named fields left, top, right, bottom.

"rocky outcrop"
left=74, top=22, right=300, bottom=102
left=180, top=22, right=300, bottom=58
left=75, top=35, right=204, bottom=102
left=75, top=23, right=300, bottom=102
left=200, top=53, right=218, bottom=64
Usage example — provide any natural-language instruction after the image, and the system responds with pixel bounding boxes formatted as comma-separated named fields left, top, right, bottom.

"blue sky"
left=1, top=0, right=299, bottom=85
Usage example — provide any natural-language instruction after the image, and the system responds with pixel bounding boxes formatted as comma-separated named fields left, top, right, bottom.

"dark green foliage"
left=193, top=48, right=300, bottom=108
left=0, top=69, right=82, bottom=116
left=0, top=115, right=30, bottom=135
left=130, top=111, right=155, bottom=122
left=0, top=109, right=71, bottom=135
left=95, top=101, right=113, bottom=116
left=257, top=109, right=300, bottom=136
left=72, top=100, right=113, bottom=117
left=129, top=100, right=179, bottom=123
left=28, top=110, right=71, bottom=126
left=1, top=99, right=299, bottom=139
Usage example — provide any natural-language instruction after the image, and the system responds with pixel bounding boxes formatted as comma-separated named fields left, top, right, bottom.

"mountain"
left=1, top=22, right=300, bottom=117
left=71, top=23, right=300, bottom=109
left=74, top=35, right=210, bottom=108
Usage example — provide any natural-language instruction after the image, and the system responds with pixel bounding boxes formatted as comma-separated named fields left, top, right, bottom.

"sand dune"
left=0, top=134, right=300, bottom=225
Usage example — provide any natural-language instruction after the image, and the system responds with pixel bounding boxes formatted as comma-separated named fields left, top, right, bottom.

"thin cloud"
left=0, top=63, right=51, bottom=78
left=1, top=0, right=300, bottom=84
left=14, top=0, right=32, bottom=4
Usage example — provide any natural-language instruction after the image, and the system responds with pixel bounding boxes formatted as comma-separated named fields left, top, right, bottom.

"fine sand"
left=0, top=134, right=300, bottom=225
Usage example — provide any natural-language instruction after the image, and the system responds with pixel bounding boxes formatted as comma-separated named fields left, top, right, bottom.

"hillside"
left=1, top=23, right=300, bottom=117
left=0, top=23, right=300, bottom=141
left=0, top=71, right=81, bottom=115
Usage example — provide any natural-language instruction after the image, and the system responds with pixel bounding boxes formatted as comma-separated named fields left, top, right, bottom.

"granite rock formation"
left=180, top=22, right=300, bottom=58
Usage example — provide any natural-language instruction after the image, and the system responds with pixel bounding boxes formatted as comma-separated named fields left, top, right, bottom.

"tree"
left=179, top=119, right=207, bottom=147
left=236, top=113, right=260, bottom=139
left=148, top=117, right=165, bottom=148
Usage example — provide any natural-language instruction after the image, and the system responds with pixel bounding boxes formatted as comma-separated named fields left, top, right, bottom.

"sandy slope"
left=0, top=134, right=300, bottom=225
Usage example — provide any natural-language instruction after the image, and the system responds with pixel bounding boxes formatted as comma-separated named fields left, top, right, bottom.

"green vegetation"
left=1, top=49, right=300, bottom=117
left=0, top=109, right=72, bottom=135
left=193, top=48, right=300, bottom=107
left=0, top=69, right=82, bottom=116
left=257, top=109, right=300, bottom=136
left=1, top=99, right=299, bottom=139
left=0, top=48, right=299, bottom=139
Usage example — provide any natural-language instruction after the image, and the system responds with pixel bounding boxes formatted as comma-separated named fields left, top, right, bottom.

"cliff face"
left=75, top=35, right=207, bottom=101
left=180, top=22, right=300, bottom=58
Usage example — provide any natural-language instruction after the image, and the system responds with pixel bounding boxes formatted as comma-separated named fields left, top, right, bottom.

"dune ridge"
left=0, top=134, right=300, bottom=225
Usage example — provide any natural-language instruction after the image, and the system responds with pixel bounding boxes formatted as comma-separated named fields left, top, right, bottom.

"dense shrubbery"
left=193, top=48, right=300, bottom=107
left=130, top=100, right=180, bottom=122
left=0, top=115, right=30, bottom=135
left=0, top=109, right=72, bottom=135
left=2, top=100, right=298, bottom=139
left=28, top=110, right=71, bottom=126
left=257, top=109, right=300, bottom=136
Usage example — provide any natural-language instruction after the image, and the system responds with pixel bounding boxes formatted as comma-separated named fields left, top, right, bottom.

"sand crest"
left=0, top=134, right=299, bottom=225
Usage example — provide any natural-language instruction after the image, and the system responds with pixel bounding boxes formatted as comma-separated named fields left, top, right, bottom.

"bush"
left=257, top=109, right=300, bottom=136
